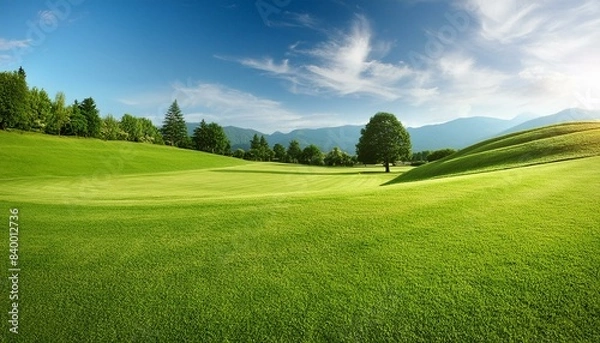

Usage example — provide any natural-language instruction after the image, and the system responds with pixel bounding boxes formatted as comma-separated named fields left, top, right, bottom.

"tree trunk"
left=385, top=161, right=390, bottom=173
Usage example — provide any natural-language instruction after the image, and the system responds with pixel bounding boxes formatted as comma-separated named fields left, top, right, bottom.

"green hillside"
left=392, top=122, right=600, bottom=183
left=1, top=130, right=247, bottom=179
left=1, top=130, right=599, bottom=342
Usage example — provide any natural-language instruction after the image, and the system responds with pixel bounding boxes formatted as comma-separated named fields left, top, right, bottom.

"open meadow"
left=1, top=126, right=599, bottom=342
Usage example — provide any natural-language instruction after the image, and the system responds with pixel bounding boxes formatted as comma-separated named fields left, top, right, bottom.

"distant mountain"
left=186, top=123, right=262, bottom=151
left=187, top=123, right=363, bottom=153
left=185, top=108, right=600, bottom=154
left=499, top=108, right=600, bottom=135
left=223, top=126, right=265, bottom=151
left=268, top=126, right=363, bottom=153
left=406, top=116, right=524, bottom=152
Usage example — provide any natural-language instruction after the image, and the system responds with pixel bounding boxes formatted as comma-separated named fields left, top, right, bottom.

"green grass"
left=0, top=130, right=247, bottom=179
left=1, top=131, right=599, bottom=342
left=392, top=122, right=600, bottom=183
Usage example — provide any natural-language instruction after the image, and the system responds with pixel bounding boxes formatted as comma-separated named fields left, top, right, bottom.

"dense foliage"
left=427, top=148, right=457, bottom=162
left=356, top=112, right=411, bottom=172
left=192, top=120, right=231, bottom=155
left=0, top=67, right=165, bottom=145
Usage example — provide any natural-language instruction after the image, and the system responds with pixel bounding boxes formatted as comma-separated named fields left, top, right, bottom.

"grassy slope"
left=393, top=122, right=600, bottom=183
left=1, top=130, right=247, bottom=179
left=1, top=132, right=599, bottom=342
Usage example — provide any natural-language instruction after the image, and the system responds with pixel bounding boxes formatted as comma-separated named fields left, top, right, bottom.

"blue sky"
left=1, top=0, right=599, bottom=133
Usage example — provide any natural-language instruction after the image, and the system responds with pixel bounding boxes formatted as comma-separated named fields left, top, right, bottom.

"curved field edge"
left=0, top=130, right=248, bottom=179
left=0, top=163, right=406, bottom=206
left=3, top=156, right=599, bottom=342
left=390, top=122, right=600, bottom=183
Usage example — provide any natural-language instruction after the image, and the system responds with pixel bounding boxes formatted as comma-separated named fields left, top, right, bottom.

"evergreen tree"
left=17, top=66, right=26, bottom=79
left=79, top=97, right=102, bottom=138
left=161, top=100, right=188, bottom=147
left=193, top=120, right=210, bottom=151
left=287, top=139, right=302, bottom=163
left=66, top=100, right=87, bottom=136
left=259, top=135, right=273, bottom=161
left=249, top=134, right=262, bottom=161
left=273, top=143, right=286, bottom=162
left=0, top=69, right=28, bottom=130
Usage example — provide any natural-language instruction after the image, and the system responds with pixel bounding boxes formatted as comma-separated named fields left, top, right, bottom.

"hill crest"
left=389, top=121, right=600, bottom=183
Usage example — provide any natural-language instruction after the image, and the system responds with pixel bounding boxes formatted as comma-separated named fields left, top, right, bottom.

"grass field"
left=1, top=127, right=599, bottom=342
left=393, top=122, right=600, bottom=183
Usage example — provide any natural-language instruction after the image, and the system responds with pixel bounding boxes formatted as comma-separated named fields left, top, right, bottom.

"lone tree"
left=356, top=112, right=411, bottom=173
left=161, top=100, right=188, bottom=147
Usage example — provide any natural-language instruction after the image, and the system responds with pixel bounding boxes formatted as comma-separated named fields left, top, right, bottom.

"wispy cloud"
left=171, top=82, right=350, bottom=132
left=237, top=58, right=291, bottom=74
left=235, top=15, right=428, bottom=101
left=460, top=0, right=600, bottom=111
left=121, top=82, right=348, bottom=133
left=0, top=38, right=32, bottom=67
left=0, top=38, right=31, bottom=51
left=237, top=1, right=600, bottom=119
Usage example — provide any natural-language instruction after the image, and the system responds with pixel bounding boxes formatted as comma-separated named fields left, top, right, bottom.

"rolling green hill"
left=392, top=122, right=600, bottom=183
left=1, top=129, right=599, bottom=342
left=0, top=130, right=247, bottom=179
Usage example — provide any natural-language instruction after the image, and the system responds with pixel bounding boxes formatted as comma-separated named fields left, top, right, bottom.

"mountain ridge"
left=186, top=108, right=600, bottom=153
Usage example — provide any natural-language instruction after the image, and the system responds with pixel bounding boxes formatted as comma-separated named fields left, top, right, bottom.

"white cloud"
left=465, top=1, right=543, bottom=43
left=433, top=0, right=600, bottom=116
left=236, top=15, right=430, bottom=102
left=128, top=2, right=600, bottom=131
left=238, top=58, right=291, bottom=74
left=122, top=81, right=349, bottom=133
left=0, top=38, right=31, bottom=51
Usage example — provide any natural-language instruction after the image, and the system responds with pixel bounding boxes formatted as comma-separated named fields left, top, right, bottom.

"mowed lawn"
left=1, top=132, right=599, bottom=342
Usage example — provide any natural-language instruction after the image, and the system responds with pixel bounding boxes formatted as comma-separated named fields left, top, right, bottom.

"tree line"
left=0, top=68, right=232, bottom=153
left=230, top=133, right=357, bottom=166
left=2, top=67, right=457, bottom=172
left=0, top=67, right=164, bottom=143
left=0, top=67, right=360, bottom=165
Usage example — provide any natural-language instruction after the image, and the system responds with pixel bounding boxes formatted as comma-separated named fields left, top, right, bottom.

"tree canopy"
left=301, top=144, right=324, bottom=166
left=248, top=134, right=272, bottom=161
left=161, top=100, right=188, bottom=147
left=192, top=120, right=231, bottom=155
left=356, top=112, right=411, bottom=172
left=324, top=147, right=354, bottom=167
left=287, top=139, right=302, bottom=163
left=0, top=69, right=28, bottom=130
left=427, top=148, right=456, bottom=162
left=79, top=97, right=102, bottom=138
